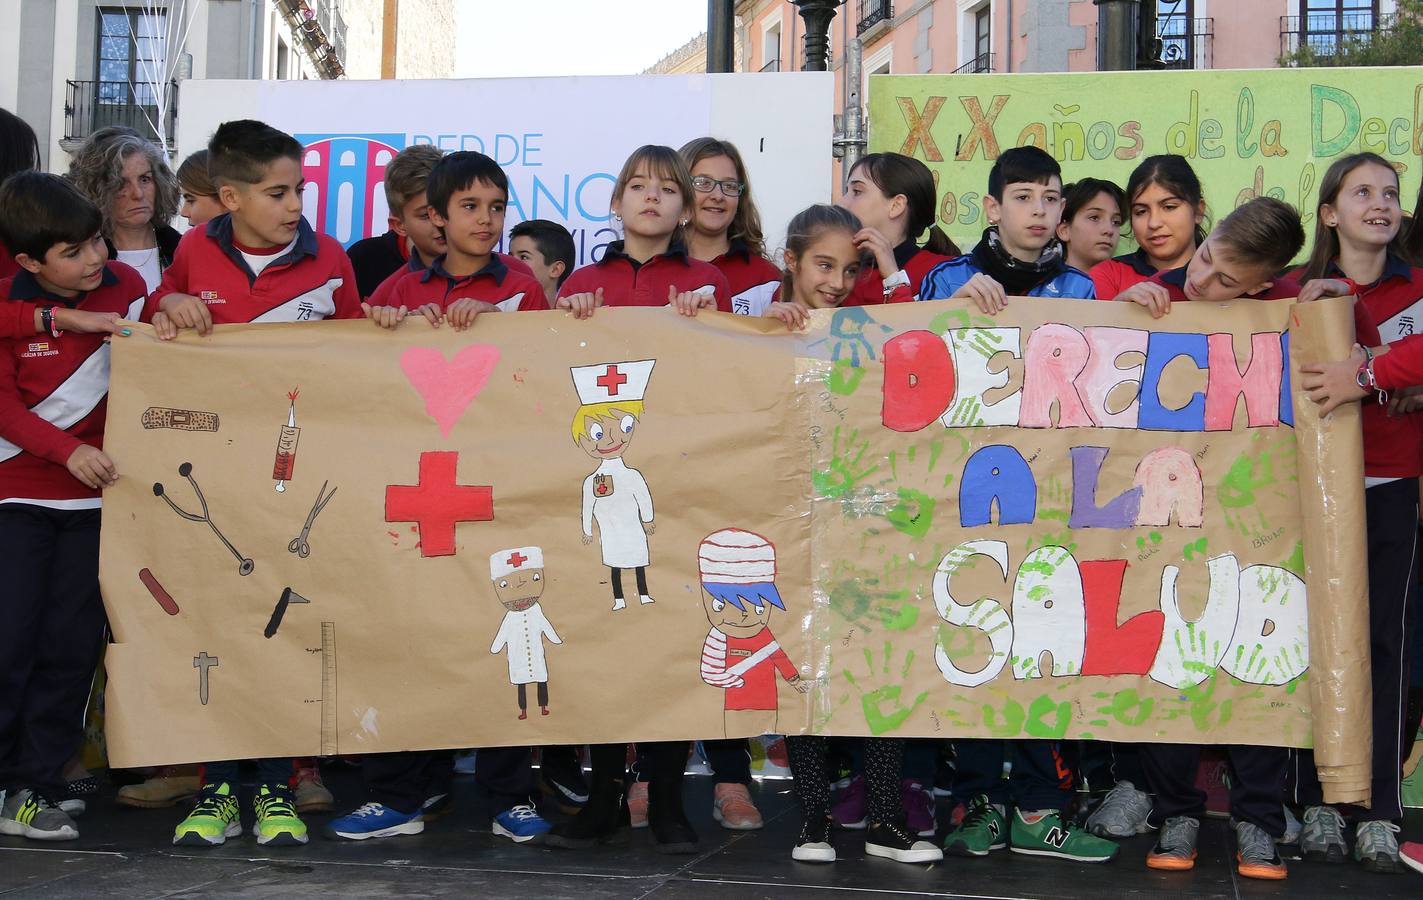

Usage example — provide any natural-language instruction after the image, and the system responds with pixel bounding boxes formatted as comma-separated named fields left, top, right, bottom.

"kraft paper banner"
left=99, top=300, right=1371, bottom=807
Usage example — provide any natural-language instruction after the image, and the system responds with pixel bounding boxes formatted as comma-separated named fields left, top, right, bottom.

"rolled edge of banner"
left=1288, top=296, right=1374, bottom=809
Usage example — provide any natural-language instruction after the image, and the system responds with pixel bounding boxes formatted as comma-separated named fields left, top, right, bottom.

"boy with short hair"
left=1115, top=197, right=1305, bottom=314
left=349, top=144, right=446, bottom=300
left=510, top=219, right=574, bottom=309
left=923, top=146, right=1115, bottom=865
left=1119, top=198, right=1307, bottom=881
left=920, top=146, right=1096, bottom=309
left=146, top=119, right=361, bottom=847
left=367, top=151, right=547, bottom=330
left=147, top=119, right=363, bottom=337
left=357, top=146, right=534, bottom=309
left=327, top=151, right=555, bottom=845
left=0, top=172, right=147, bottom=841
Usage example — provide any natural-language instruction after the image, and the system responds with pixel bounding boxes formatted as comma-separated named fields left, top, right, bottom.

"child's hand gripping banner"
left=100, top=297, right=1373, bottom=803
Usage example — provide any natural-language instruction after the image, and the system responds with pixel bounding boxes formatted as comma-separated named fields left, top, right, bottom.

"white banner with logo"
left=175, top=74, right=833, bottom=265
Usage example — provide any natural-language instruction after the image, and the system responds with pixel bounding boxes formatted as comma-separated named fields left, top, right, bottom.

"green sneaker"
left=943, top=794, right=1008, bottom=857
left=1010, top=809, right=1119, bottom=863
left=253, top=783, right=308, bottom=846
left=173, top=782, right=241, bottom=847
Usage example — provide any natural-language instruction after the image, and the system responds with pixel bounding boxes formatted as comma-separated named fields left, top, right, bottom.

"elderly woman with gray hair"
left=67, top=125, right=182, bottom=291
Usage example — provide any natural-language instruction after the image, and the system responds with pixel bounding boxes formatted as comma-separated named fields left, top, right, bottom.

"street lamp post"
left=793, top=0, right=841, bottom=72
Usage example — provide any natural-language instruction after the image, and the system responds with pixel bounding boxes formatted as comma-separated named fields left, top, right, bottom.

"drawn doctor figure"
left=570, top=359, right=657, bottom=611
left=697, top=528, right=807, bottom=737
left=489, top=547, right=562, bottom=719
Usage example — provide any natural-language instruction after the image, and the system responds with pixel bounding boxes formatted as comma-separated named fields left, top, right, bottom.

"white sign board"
left=175, top=74, right=834, bottom=265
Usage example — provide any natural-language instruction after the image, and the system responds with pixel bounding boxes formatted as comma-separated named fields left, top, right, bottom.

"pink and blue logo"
left=296, top=133, right=405, bottom=248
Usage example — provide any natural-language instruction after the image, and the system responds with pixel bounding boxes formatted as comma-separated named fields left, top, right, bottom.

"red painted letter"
left=1080, top=559, right=1165, bottom=676
left=882, top=330, right=955, bottom=432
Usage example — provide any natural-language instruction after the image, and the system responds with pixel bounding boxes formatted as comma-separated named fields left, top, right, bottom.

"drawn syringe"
left=273, top=387, right=301, bottom=493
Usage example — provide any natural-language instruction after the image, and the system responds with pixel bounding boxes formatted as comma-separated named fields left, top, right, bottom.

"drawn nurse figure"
left=570, top=359, right=657, bottom=611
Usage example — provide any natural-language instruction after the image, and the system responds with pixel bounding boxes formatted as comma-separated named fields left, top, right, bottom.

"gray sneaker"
left=1354, top=820, right=1401, bottom=873
left=1281, top=805, right=1301, bottom=846
left=1086, top=780, right=1154, bottom=837
left=1235, top=821, right=1287, bottom=880
left=1299, top=805, right=1347, bottom=862
left=1147, top=816, right=1200, bottom=870
left=0, top=788, right=79, bottom=841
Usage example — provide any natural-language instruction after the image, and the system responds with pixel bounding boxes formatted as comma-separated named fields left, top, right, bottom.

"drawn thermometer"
left=272, top=388, right=301, bottom=493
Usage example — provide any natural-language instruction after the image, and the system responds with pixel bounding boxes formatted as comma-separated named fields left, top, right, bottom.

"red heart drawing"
left=399, top=345, right=501, bottom=437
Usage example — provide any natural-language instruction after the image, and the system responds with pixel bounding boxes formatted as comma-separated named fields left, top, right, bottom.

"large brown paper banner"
left=99, top=300, right=1371, bottom=803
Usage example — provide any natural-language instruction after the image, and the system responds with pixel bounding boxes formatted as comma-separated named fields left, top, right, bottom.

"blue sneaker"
left=493, top=804, right=551, bottom=843
left=324, top=802, right=425, bottom=841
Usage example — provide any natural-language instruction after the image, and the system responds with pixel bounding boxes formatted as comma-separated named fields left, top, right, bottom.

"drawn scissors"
left=289, top=481, right=337, bottom=558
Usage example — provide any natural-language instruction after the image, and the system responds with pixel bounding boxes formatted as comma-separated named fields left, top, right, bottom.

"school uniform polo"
left=711, top=240, right=782, bottom=316
left=1090, top=248, right=1156, bottom=301
left=381, top=254, right=547, bottom=313
left=558, top=241, right=731, bottom=311
left=367, top=249, right=533, bottom=308
left=0, top=262, right=146, bottom=506
left=844, top=240, right=952, bottom=307
left=143, top=213, right=363, bottom=324
left=1310, top=255, right=1423, bottom=480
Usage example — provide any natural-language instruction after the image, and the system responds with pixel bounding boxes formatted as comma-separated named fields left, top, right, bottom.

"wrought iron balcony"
left=64, top=79, right=178, bottom=147
left=952, top=52, right=994, bottom=74
left=858, top=0, right=892, bottom=38
left=1159, top=17, right=1213, bottom=69
left=1280, top=11, right=1395, bottom=58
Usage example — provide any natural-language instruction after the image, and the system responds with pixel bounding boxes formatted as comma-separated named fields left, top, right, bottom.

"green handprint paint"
left=885, top=487, right=936, bottom=539
left=827, top=358, right=866, bottom=396
left=1024, top=696, right=1072, bottom=739
left=813, top=426, right=879, bottom=499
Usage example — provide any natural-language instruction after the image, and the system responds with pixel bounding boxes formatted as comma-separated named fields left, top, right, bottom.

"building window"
left=1300, top=0, right=1379, bottom=54
left=975, top=6, right=991, bottom=61
left=97, top=7, right=166, bottom=107
left=762, top=21, right=782, bottom=72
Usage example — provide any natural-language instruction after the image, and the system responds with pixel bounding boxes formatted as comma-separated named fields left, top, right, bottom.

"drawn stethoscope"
left=288, top=481, right=337, bottom=559
left=153, top=462, right=255, bottom=576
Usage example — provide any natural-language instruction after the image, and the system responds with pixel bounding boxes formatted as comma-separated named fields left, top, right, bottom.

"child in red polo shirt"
left=145, top=119, right=361, bottom=849
left=145, top=120, right=362, bottom=339
left=1287, top=153, right=1422, bottom=873
left=367, top=151, right=546, bottom=331
left=0, top=173, right=147, bottom=842
left=357, top=145, right=534, bottom=310
left=1091, top=155, right=1206, bottom=301
left=556, top=144, right=730, bottom=318
left=678, top=138, right=780, bottom=316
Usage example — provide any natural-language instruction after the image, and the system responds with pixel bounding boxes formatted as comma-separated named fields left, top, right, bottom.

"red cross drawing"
left=507, top=551, right=528, bottom=568
left=596, top=364, right=628, bottom=396
left=385, top=451, right=493, bottom=557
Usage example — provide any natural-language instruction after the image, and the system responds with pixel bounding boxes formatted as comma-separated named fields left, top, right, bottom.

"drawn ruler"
left=320, top=622, right=338, bottom=756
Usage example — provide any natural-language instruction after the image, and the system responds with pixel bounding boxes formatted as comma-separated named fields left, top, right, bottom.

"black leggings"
left=786, top=736, right=904, bottom=825
left=517, top=682, right=549, bottom=710
left=610, top=566, right=649, bottom=600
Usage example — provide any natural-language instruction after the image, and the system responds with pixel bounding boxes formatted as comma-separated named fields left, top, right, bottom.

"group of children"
left=0, top=106, right=1421, bottom=881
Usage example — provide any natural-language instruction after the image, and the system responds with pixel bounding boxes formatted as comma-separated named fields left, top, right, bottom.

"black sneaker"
left=866, top=820, right=944, bottom=864
left=792, top=815, right=835, bottom=863
left=539, top=751, right=590, bottom=815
